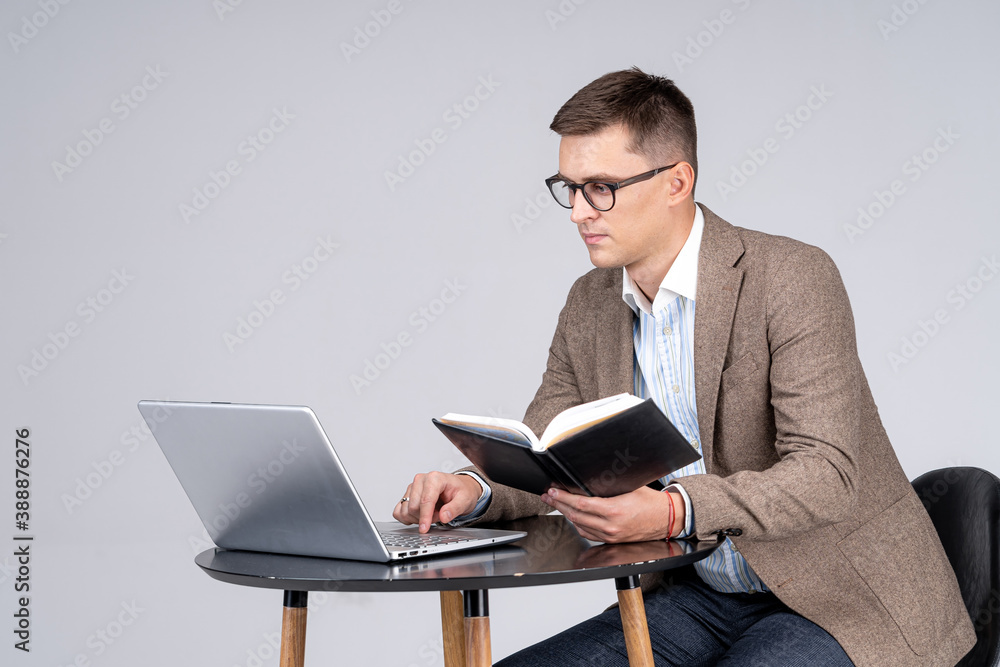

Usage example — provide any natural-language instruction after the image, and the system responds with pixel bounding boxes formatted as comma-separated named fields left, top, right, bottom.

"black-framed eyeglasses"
left=545, top=164, right=678, bottom=212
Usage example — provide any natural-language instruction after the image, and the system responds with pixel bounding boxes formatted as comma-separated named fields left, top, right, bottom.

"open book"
left=433, top=394, right=701, bottom=497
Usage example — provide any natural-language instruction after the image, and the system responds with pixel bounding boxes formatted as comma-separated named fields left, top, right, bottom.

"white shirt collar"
left=621, top=204, right=704, bottom=316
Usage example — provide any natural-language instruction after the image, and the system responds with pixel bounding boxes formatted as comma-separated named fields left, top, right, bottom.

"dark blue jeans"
left=496, top=573, right=855, bottom=666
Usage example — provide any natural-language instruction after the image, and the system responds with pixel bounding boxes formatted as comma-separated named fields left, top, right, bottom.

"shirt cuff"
left=666, top=482, right=694, bottom=538
left=446, top=471, right=492, bottom=526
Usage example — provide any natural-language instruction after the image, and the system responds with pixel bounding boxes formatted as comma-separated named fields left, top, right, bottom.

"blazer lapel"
left=596, top=271, right=635, bottom=398
left=693, top=206, right=745, bottom=469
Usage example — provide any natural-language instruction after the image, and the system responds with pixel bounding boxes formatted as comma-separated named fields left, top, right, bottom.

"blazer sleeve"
left=680, top=243, right=867, bottom=541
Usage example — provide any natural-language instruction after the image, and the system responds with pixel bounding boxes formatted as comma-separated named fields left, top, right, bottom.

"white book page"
left=439, top=413, right=540, bottom=448
left=538, top=393, right=644, bottom=448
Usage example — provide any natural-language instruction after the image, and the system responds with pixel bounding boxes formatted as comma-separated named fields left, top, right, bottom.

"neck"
left=629, top=200, right=697, bottom=302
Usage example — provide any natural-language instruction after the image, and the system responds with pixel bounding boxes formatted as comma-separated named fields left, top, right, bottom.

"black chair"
left=912, top=467, right=1000, bottom=667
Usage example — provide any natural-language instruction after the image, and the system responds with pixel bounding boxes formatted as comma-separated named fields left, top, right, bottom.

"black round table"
left=196, top=515, right=721, bottom=666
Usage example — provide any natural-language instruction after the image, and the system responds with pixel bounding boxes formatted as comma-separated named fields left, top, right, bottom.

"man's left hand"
left=541, top=486, right=683, bottom=543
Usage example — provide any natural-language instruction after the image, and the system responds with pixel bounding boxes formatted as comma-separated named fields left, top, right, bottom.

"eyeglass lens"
left=549, top=181, right=614, bottom=211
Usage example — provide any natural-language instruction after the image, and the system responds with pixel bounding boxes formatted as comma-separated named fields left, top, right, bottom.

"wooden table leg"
left=280, top=590, right=308, bottom=667
left=463, top=589, right=491, bottom=667
left=440, top=591, right=467, bottom=667
left=615, top=576, right=654, bottom=667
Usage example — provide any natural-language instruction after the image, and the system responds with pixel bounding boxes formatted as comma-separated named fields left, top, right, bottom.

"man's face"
left=557, top=125, right=676, bottom=273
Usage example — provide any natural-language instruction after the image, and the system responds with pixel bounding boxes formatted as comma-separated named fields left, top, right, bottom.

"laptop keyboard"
left=379, top=531, right=474, bottom=549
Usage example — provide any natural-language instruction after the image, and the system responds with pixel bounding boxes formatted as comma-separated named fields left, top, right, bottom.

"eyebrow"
left=556, top=171, right=622, bottom=183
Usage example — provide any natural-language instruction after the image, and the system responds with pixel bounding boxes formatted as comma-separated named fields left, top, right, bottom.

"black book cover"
left=432, top=399, right=701, bottom=497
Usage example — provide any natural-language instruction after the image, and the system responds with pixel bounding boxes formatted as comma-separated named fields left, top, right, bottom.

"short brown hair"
left=550, top=67, right=698, bottom=188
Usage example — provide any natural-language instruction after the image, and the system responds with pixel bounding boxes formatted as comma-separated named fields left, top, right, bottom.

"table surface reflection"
left=196, top=515, right=721, bottom=593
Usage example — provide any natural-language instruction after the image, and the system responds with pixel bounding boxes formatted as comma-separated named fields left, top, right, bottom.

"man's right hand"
left=392, top=472, right=483, bottom=533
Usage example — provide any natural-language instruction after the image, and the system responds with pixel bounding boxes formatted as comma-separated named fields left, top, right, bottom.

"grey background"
left=3, top=1, right=998, bottom=665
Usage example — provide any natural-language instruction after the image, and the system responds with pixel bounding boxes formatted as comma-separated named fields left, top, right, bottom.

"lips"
left=582, top=233, right=607, bottom=245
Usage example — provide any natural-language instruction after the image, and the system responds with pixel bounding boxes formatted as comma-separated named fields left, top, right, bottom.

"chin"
left=586, top=248, right=623, bottom=269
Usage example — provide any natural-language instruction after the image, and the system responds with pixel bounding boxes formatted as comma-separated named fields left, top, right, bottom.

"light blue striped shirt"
left=623, top=205, right=767, bottom=594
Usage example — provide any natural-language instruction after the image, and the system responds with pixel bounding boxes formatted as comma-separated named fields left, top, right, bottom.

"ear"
left=666, top=162, right=696, bottom=204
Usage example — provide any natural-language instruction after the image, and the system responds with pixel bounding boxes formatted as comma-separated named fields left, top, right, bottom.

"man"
left=394, top=68, right=975, bottom=666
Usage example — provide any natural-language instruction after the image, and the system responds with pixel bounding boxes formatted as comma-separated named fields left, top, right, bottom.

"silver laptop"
left=138, top=400, right=526, bottom=562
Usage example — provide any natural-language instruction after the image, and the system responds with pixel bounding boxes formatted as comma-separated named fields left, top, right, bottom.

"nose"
left=569, top=190, right=598, bottom=224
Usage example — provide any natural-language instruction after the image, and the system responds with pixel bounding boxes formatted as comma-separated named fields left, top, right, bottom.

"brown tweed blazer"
left=469, top=205, right=975, bottom=667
